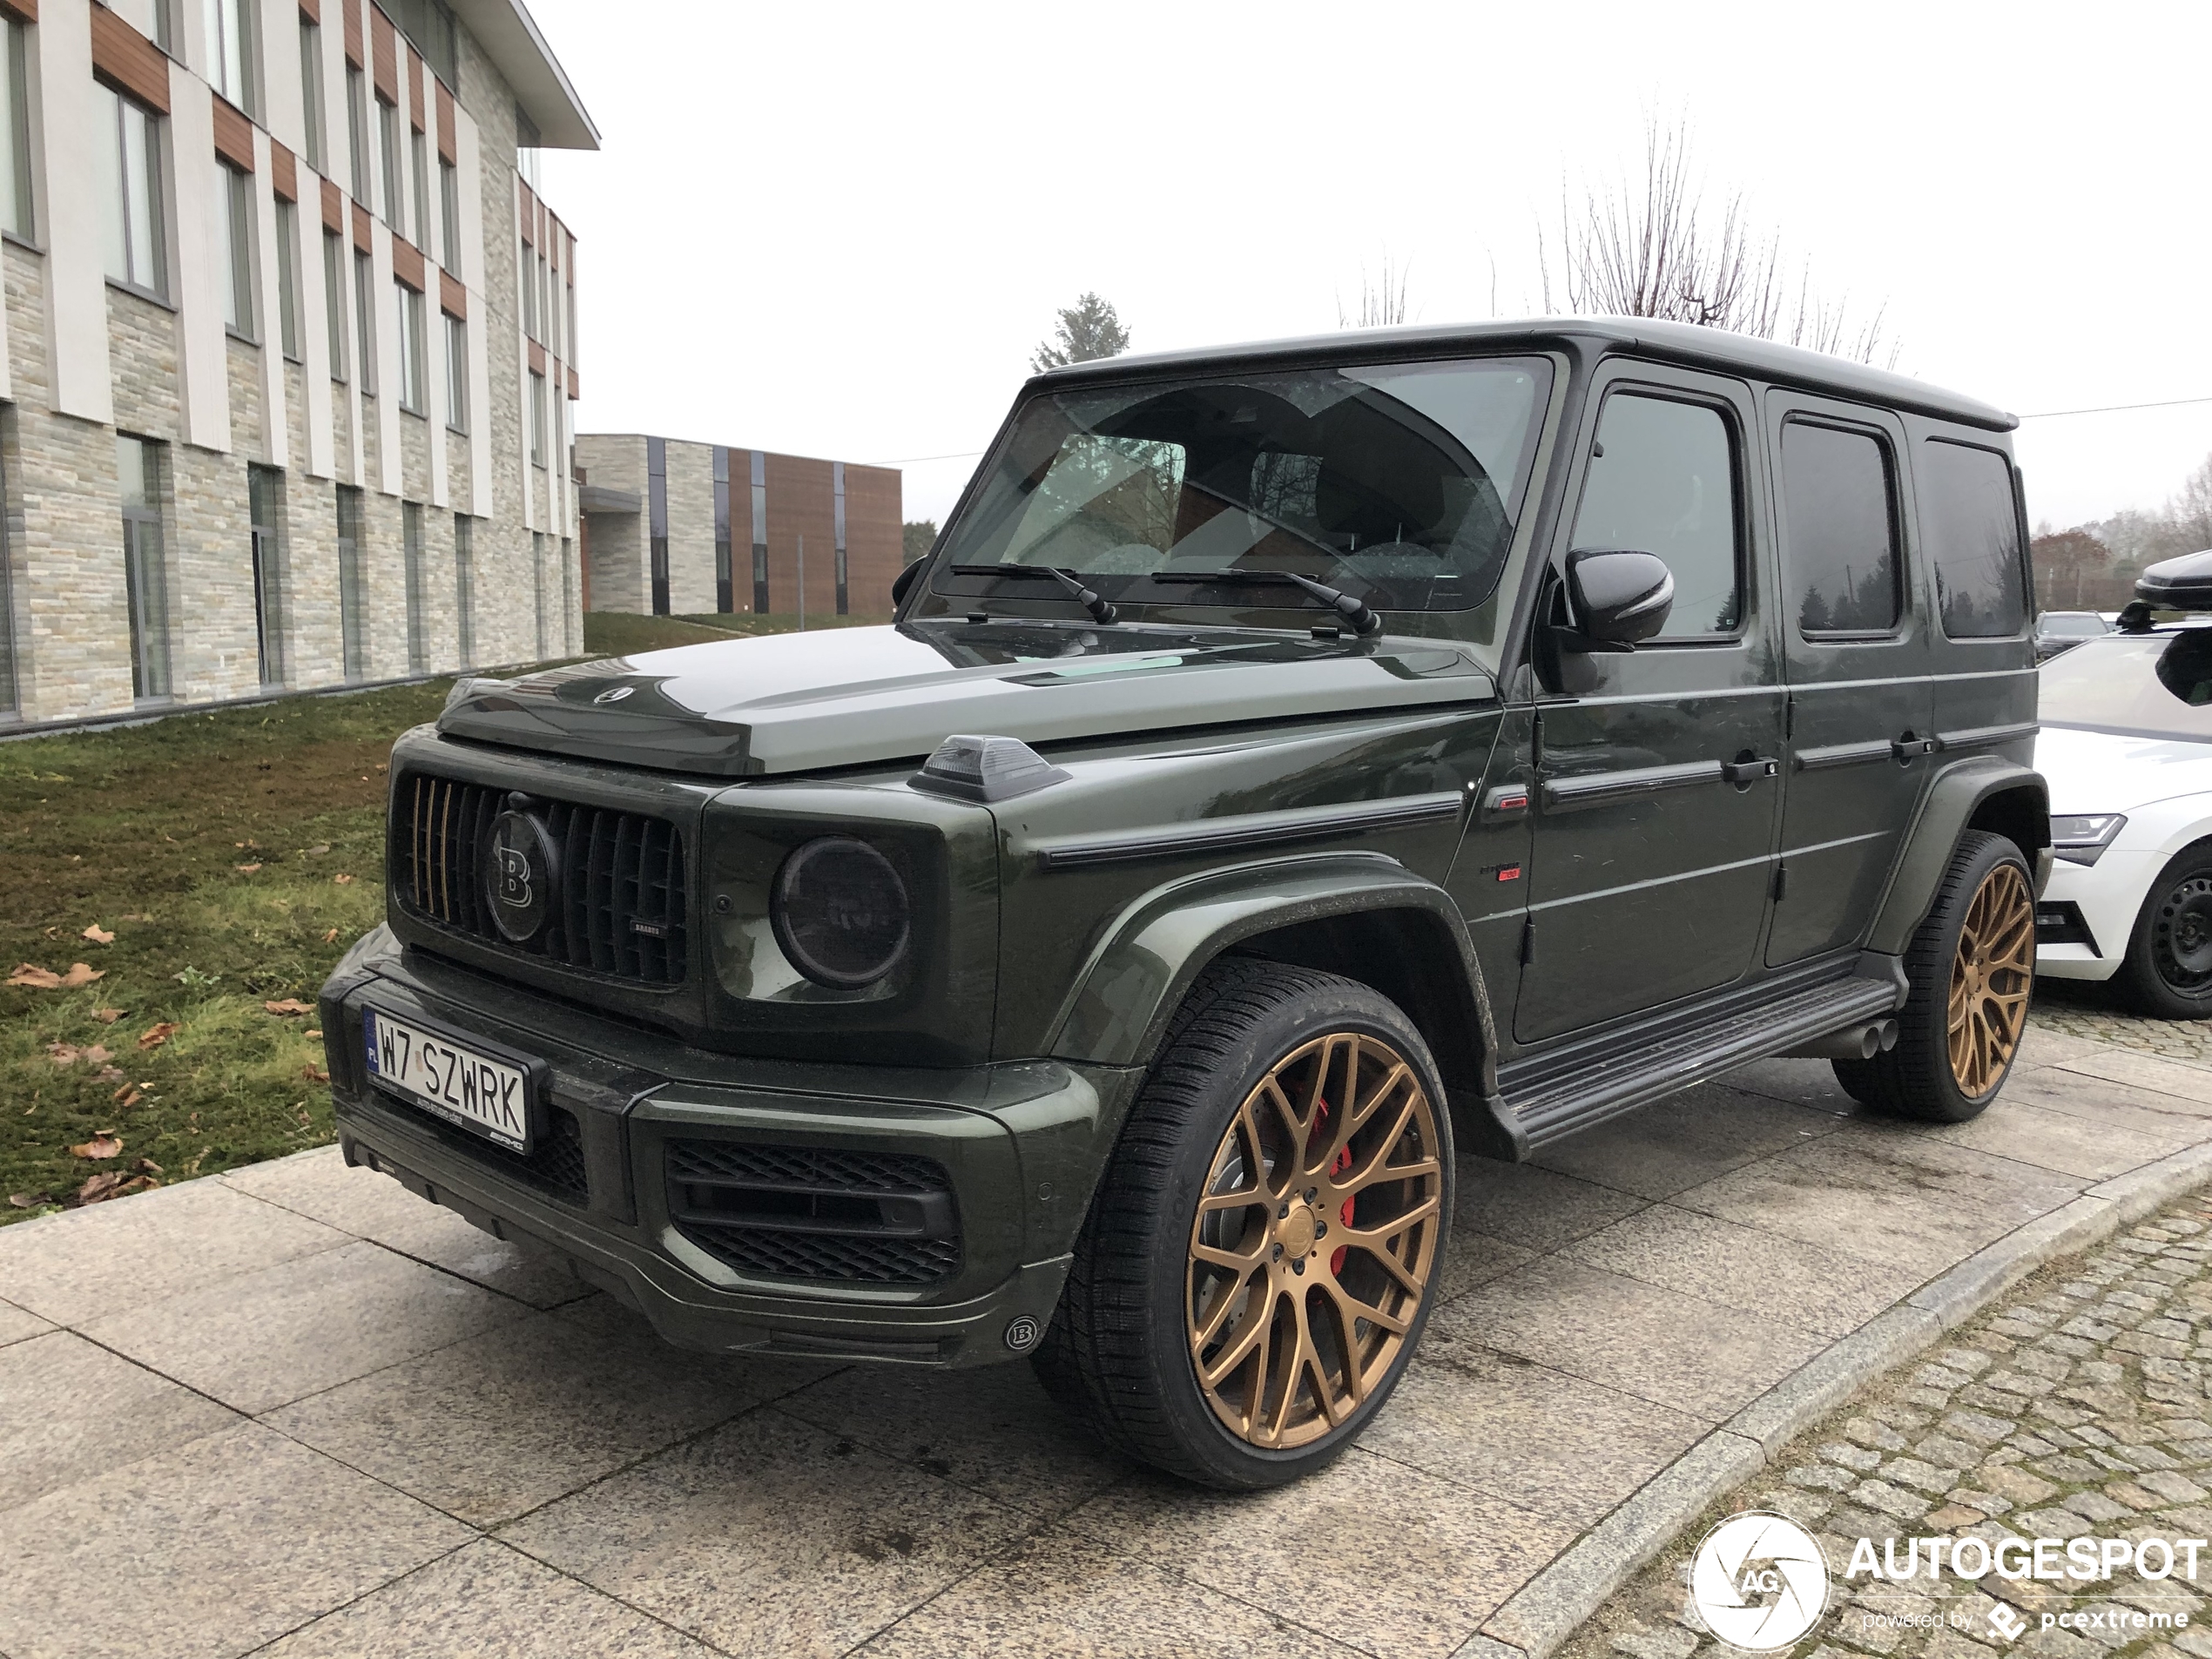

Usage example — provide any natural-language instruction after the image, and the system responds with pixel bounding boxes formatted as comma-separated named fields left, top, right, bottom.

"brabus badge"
left=594, top=685, right=635, bottom=705
left=482, top=811, right=560, bottom=944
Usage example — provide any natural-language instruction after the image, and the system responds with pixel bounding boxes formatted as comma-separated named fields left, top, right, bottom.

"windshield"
left=2041, top=631, right=2212, bottom=742
left=932, top=357, right=1552, bottom=613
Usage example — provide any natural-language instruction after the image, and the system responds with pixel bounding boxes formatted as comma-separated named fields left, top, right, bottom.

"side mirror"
left=1561, top=549, right=1673, bottom=651
left=891, top=560, right=925, bottom=610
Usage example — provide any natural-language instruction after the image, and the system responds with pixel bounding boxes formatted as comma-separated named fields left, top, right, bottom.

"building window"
left=531, top=529, right=547, bottom=657
left=712, top=446, right=732, bottom=614
left=749, top=449, right=768, bottom=614
left=515, top=103, right=539, bottom=188
left=222, top=165, right=255, bottom=338
left=322, top=228, right=346, bottom=380
left=387, top=0, right=457, bottom=85
left=336, top=485, right=367, bottom=680
left=833, top=461, right=849, bottom=617
left=118, top=436, right=171, bottom=700
left=410, top=130, right=430, bottom=260
left=98, top=88, right=166, bottom=299
left=109, top=0, right=172, bottom=52
left=204, top=0, right=254, bottom=117
left=274, top=199, right=301, bottom=360
left=346, top=66, right=369, bottom=204
left=646, top=435, right=668, bottom=617
left=1, top=17, right=33, bottom=241
left=565, top=278, right=577, bottom=363
left=395, top=281, right=425, bottom=414
left=443, top=313, right=467, bottom=431
left=401, top=499, right=425, bottom=671
left=529, top=371, right=546, bottom=467
left=438, top=159, right=459, bottom=274
left=519, top=239, right=537, bottom=340
left=353, top=248, right=375, bottom=394
left=377, top=99, right=401, bottom=232
left=298, top=19, right=325, bottom=172
left=249, top=465, right=284, bottom=686
left=452, top=513, right=474, bottom=665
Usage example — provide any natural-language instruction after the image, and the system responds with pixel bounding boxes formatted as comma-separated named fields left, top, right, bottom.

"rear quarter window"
left=1919, top=438, right=2028, bottom=638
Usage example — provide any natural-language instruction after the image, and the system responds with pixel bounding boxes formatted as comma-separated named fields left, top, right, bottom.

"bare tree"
left=1032, top=293, right=1131, bottom=374
left=1338, top=257, right=1412, bottom=328
left=1540, top=119, right=1896, bottom=367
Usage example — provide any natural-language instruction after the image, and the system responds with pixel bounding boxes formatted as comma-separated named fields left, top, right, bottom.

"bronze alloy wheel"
left=1185, top=1031, right=1443, bottom=1450
left=1946, top=860, right=2034, bottom=1097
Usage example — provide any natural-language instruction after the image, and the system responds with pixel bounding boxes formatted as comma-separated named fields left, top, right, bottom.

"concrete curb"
left=1460, top=1143, right=2212, bottom=1659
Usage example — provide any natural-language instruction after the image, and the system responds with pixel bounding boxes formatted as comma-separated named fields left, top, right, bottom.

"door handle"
left=1891, top=734, right=1936, bottom=761
left=1722, top=757, right=1779, bottom=785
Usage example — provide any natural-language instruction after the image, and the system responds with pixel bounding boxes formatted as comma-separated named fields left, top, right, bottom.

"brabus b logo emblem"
left=482, top=811, right=558, bottom=944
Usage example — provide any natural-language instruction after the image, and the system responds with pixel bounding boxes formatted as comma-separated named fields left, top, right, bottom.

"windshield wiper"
left=949, top=564, right=1117, bottom=625
left=1146, top=569, right=1381, bottom=636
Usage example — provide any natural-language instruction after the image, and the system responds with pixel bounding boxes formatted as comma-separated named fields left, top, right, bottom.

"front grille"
left=396, top=773, right=688, bottom=984
left=665, top=1139, right=962, bottom=1285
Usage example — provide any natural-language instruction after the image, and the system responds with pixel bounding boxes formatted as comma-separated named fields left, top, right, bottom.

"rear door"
left=1911, top=428, right=2040, bottom=765
left=1514, top=363, right=1785, bottom=1042
left=1766, top=395, right=1936, bottom=966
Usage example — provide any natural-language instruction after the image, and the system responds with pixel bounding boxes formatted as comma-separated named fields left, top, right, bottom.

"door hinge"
left=1773, top=864, right=1789, bottom=901
left=1520, top=916, right=1536, bottom=964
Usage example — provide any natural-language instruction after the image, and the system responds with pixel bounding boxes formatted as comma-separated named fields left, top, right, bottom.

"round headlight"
left=771, top=837, right=912, bottom=989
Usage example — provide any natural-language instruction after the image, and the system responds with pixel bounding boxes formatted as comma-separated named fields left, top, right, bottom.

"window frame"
left=395, top=280, right=426, bottom=415
left=443, top=310, right=467, bottom=432
left=298, top=18, right=325, bottom=172
left=118, top=435, right=172, bottom=702
left=1778, top=412, right=1908, bottom=644
left=346, top=65, right=370, bottom=205
left=529, top=369, right=546, bottom=467
left=221, top=162, right=256, bottom=341
left=204, top=0, right=256, bottom=118
left=410, top=128, right=431, bottom=261
left=321, top=226, right=347, bottom=381
left=376, top=97, right=402, bottom=233
left=0, top=17, right=34, bottom=244
left=352, top=246, right=375, bottom=395
left=273, top=197, right=301, bottom=361
left=1566, top=380, right=1751, bottom=648
left=437, top=158, right=460, bottom=276
left=101, top=87, right=169, bottom=302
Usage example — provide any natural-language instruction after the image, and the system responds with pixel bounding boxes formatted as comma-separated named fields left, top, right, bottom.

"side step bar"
left=1505, top=976, right=1901, bottom=1152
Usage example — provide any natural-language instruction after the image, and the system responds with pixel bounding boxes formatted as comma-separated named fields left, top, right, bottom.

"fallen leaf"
left=82, top=1046, right=110, bottom=1065
left=7, top=963, right=62, bottom=988
left=9, top=1191, right=53, bottom=1209
left=94, top=1066, right=125, bottom=1082
left=303, top=844, right=331, bottom=857
left=113, top=1089, right=142, bottom=1109
left=304, top=1028, right=322, bottom=1040
left=74, top=1171, right=125, bottom=1204
left=58, top=963, right=104, bottom=988
left=138, top=1022, right=180, bottom=1049
left=93, top=1007, right=125, bottom=1023
left=321, top=928, right=340, bottom=943
left=115, top=1175, right=157, bottom=1197
left=301, top=1063, right=330, bottom=1082
left=375, top=763, right=388, bottom=772
left=333, top=873, right=355, bottom=886
left=44, top=1042, right=81, bottom=1065
left=81, top=923, right=115, bottom=945
left=70, top=1133, right=123, bottom=1160
left=263, top=998, right=314, bottom=1016
left=235, top=863, right=263, bottom=873
left=135, top=1157, right=164, bottom=1174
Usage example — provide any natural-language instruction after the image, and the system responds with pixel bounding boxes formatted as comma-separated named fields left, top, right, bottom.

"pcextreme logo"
left=1689, top=1513, right=1831, bottom=1652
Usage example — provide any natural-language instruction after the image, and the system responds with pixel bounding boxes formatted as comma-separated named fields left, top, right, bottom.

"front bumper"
left=2035, top=846, right=2158, bottom=981
left=321, top=927, right=1140, bottom=1366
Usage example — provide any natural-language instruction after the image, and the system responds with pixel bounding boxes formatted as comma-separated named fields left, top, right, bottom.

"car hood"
left=437, top=621, right=1499, bottom=777
left=2033, top=723, right=2212, bottom=815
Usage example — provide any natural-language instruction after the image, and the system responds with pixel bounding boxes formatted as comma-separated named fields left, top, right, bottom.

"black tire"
left=2114, top=842, right=2212, bottom=1019
left=1844, top=830, right=2035, bottom=1123
left=1032, top=957, right=1454, bottom=1489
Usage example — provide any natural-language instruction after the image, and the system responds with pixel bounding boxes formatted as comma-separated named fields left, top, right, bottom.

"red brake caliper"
left=1306, top=1099, right=1355, bottom=1278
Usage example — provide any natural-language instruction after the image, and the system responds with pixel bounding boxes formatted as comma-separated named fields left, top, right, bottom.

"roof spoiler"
left=2121, top=550, right=2212, bottom=632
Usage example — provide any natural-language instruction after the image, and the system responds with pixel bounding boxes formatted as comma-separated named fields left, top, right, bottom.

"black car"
left=2034, top=610, right=2112, bottom=660
left=323, top=318, right=2047, bottom=1489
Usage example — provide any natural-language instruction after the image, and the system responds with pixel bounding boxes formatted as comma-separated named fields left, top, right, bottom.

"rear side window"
left=1572, top=393, right=1740, bottom=637
left=1781, top=421, right=1900, bottom=635
left=1919, top=439, right=2027, bottom=638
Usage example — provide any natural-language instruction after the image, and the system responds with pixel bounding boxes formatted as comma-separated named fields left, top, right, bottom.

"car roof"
left=1031, top=316, right=2016, bottom=433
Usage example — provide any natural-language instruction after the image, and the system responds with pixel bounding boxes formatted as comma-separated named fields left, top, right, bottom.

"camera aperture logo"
left=1690, top=1512, right=1831, bottom=1652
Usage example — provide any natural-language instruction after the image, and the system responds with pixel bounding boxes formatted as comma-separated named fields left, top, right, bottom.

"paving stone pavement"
left=1558, top=1192, right=2212, bottom=1659
left=3, top=1002, right=2212, bottom=1659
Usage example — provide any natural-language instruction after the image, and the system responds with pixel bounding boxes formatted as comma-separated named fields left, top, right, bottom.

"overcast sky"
left=527, top=0, right=2212, bottom=540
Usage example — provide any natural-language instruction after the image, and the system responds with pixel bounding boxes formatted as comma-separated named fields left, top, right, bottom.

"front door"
left=1515, top=365, right=1784, bottom=1043
left=1766, top=395, right=1935, bottom=966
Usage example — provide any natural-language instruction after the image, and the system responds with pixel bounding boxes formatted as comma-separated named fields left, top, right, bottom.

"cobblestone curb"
left=1462, top=1145, right=2212, bottom=1659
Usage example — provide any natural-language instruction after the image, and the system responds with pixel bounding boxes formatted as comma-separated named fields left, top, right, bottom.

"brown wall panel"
left=406, top=45, right=424, bottom=129
left=438, top=268, right=466, bottom=320
left=842, top=464, right=905, bottom=615
left=352, top=200, right=373, bottom=249
left=0, top=0, right=38, bottom=24
left=212, top=97, right=255, bottom=170
left=370, top=3, right=396, bottom=103
left=271, top=141, right=298, bottom=202
left=391, top=234, right=424, bottom=291
left=296, top=0, right=319, bottom=23
left=321, top=176, right=346, bottom=231
left=527, top=339, right=545, bottom=376
left=91, top=5, right=169, bottom=111
left=342, top=0, right=362, bottom=68
left=763, top=453, right=839, bottom=620
left=435, top=80, right=456, bottom=164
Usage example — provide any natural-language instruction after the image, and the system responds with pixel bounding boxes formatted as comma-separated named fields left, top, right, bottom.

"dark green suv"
left=322, top=319, right=2047, bottom=1489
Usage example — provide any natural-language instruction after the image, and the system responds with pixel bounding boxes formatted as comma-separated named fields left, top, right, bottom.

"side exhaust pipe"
left=1781, top=1019, right=1899, bottom=1062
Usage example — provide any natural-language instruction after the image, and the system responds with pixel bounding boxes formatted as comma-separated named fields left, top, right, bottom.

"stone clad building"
left=574, top=433, right=902, bottom=620
left=0, top=0, right=594, bottom=729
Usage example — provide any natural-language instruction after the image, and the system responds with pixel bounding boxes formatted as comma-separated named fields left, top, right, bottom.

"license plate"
left=362, top=1007, right=536, bottom=1152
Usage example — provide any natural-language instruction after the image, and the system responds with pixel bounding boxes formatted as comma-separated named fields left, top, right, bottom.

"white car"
left=2036, top=620, right=2212, bottom=1016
